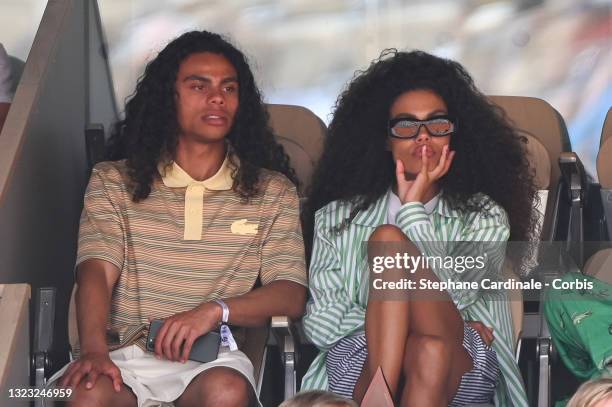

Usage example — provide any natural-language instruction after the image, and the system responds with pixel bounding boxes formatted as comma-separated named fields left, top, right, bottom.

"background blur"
left=2, top=0, right=610, bottom=179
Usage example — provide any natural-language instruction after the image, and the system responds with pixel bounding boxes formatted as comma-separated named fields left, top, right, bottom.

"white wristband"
left=213, top=299, right=229, bottom=324
left=213, top=299, right=237, bottom=351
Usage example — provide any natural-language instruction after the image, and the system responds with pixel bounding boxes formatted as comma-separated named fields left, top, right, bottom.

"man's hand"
left=467, top=321, right=494, bottom=347
left=396, top=144, right=455, bottom=204
left=58, top=351, right=123, bottom=392
left=154, top=302, right=222, bottom=363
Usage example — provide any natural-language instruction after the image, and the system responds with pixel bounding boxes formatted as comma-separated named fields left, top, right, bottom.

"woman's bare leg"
left=359, top=296, right=410, bottom=399
left=353, top=224, right=472, bottom=406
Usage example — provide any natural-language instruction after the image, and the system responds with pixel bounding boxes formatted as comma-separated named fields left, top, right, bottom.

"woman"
left=301, top=50, right=537, bottom=407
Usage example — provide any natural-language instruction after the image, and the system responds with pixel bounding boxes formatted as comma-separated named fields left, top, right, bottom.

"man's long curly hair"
left=304, top=50, right=539, bottom=264
left=106, top=30, right=297, bottom=201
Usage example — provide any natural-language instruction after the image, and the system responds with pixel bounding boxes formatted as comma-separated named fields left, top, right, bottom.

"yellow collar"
left=158, top=154, right=237, bottom=240
left=159, top=154, right=235, bottom=191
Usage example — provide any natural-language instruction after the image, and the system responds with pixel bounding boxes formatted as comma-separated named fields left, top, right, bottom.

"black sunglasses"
left=388, top=116, right=456, bottom=139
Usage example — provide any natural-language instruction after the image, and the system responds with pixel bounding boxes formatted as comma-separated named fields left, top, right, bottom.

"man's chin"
left=181, top=131, right=229, bottom=144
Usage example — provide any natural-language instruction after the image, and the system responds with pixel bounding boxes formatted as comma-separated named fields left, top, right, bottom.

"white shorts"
left=47, top=345, right=261, bottom=407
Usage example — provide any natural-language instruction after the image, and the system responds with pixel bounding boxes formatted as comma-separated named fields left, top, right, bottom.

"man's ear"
left=385, top=138, right=391, bottom=151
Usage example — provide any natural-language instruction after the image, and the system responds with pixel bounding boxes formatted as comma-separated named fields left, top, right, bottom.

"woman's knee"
left=369, top=224, right=408, bottom=242
left=367, top=225, right=420, bottom=264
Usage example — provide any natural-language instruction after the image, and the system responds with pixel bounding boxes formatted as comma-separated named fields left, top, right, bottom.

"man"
left=51, top=30, right=307, bottom=407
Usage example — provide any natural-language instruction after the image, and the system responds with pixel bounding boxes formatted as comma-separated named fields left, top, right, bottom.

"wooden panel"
left=0, top=284, right=30, bottom=407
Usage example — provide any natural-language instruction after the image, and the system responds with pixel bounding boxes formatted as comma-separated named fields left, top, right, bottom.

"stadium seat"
left=539, top=107, right=612, bottom=406
left=597, top=108, right=612, bottom=242
left=489, top=96, right=576, bottom=407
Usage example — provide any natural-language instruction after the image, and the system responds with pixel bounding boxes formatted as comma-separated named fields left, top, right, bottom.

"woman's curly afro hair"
left=106, top=30, right=297, bottom=201
left=304, top=50, right=539, bottom=264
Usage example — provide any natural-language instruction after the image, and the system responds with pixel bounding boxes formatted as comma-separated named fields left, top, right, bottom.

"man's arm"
left=58, top=259, right=123, bottom=392
left=223, top=279, right=306, bottom=325
left=154, top=280, right=306, bottom=362
left=75, top=259, right=120, bottom=353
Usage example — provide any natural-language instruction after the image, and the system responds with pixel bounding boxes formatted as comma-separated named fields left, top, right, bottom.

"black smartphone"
left=146, top=319, right=221, bottom=363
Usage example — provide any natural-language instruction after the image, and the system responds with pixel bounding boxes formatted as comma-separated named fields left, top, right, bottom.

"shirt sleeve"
left=76, top=165, right=126, bottom=271
left=395, top=200, right=510, bottom=309
left=302, top=210, right=366, bottom=351
left=259, top=178, right=307, bottom=287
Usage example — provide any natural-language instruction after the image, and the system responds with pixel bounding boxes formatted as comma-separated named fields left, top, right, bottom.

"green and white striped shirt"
left=301, top=191, right=529, bottom=407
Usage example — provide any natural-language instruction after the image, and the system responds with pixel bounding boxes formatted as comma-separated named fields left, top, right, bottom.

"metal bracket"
left=271, top=316, right=299, bottom=400
left=537, top=338, right=551, bottom=407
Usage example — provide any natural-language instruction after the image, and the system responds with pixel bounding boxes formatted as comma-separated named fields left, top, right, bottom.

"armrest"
left=522, top=282, right=555, bottom=407
left=559, top=152, right=587, bottom=268
left=271, top=316, right=299, bottom=400
left=537, top=324, right=552, bottom=407
left=271, top=316, right=299, bottom=342
left=32, top=287, right=56, bottom=391
left=559, top=152, right=586, bottom=200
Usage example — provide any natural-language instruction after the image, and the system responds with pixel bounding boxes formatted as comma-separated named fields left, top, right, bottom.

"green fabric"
left=544, top=272, right=612, bottom=380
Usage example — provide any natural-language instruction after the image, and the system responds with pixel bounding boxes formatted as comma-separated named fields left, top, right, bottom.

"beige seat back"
left=489, top=97, right=557, bottom=353
left=583, top=248, right=612, bottom=284
left=597, top=109, right=612, bottom=257
left=489, top=96, right=569, bottom=241
left=266, top=104, right=326, bottom=197
left=600, top=107, right=612, bottom=147
left=599, top=137, right=612, bottom=189
left=503, top=134, right=549, bottom=350
left=597, top=108, right=612, bottom=189
left=585, top=109, right=612, bottom=283
left=504, top=263, right=524, bottom=348
left=507, top=133, right=550, bottom=348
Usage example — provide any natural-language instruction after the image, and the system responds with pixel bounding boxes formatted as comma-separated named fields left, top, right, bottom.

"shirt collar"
left=424, top=193, right=440, bottom=214
left=159, top=153, right=236, bottom=191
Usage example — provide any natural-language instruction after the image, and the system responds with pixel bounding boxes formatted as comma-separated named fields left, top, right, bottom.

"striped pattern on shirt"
left=77, top=160, right=307, bottom=350
left=301, top=192, right=528, bottom=407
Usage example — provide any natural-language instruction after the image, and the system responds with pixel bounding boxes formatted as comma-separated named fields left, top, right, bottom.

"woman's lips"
left=412, top=145, right=435, bottom=158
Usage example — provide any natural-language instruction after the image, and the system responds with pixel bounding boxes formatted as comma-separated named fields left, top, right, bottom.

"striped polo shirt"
left=76, top=155, right=307, bottom=350
left=301, top=191, right=529, bottom=407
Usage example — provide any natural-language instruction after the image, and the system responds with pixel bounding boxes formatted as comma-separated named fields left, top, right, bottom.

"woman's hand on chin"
left=396, top=144, right=455, bottom=204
